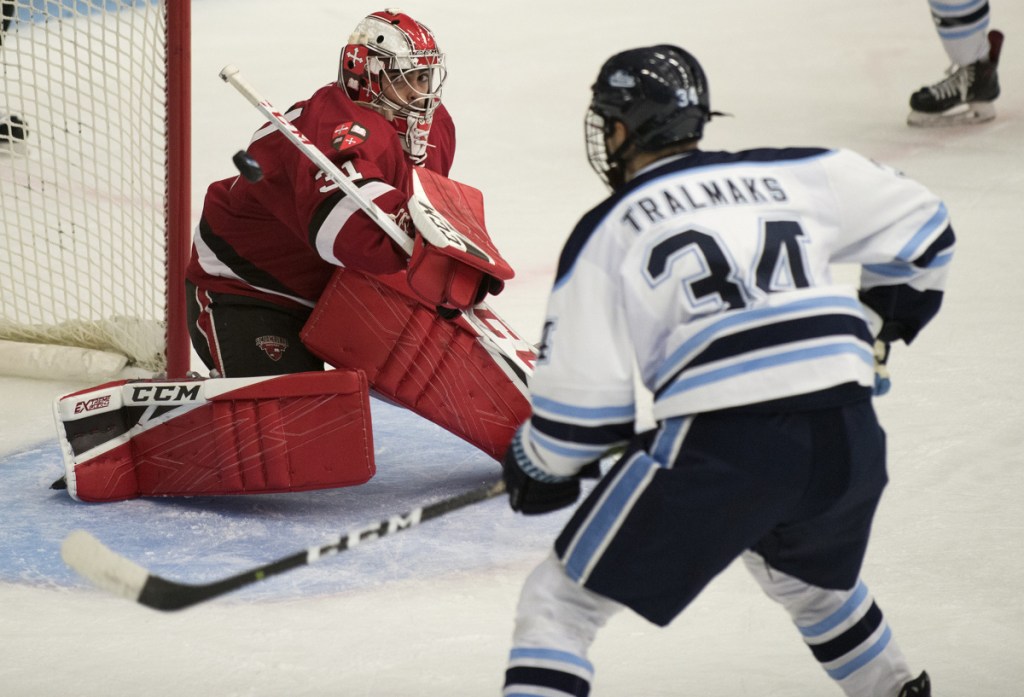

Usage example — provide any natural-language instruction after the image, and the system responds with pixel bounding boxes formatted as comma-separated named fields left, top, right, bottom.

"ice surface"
left=1, top=1, right=1022, bottom=695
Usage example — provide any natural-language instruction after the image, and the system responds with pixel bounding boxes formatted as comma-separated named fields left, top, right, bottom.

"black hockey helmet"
left=586, top=44, right=712, bottom=189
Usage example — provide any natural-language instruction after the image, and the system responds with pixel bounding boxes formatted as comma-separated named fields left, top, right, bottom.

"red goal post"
left=0, top=0, right=191, bottom=379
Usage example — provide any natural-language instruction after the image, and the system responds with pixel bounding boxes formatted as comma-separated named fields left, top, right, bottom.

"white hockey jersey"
left=519, top=147, right=954, bottom=478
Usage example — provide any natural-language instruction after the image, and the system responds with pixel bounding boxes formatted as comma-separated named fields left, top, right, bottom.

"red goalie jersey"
left=186, top=83, right=456, bottom=311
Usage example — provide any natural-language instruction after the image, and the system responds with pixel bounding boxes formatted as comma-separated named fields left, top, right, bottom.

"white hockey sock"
left=742, top=551, right=916, bottom=697
left=929, top=0, right=992, bottom=65
left=504, top=553, right=622, bottom=696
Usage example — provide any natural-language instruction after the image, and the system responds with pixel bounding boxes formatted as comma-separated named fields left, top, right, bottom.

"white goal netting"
left=0, top=0, right=176, bottom=374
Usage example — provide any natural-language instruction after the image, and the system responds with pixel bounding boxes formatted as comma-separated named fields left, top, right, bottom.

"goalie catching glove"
left=502, top=430, right=601, bottom=515
left=405, top=167, right=514, bottom=312
left=407, top=232, right=506, bottom=311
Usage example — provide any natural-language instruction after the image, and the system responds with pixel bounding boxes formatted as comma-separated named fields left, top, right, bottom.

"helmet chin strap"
left=399, top=113, right=432, bottom=165
left=605, top=131, right=638, bottom=189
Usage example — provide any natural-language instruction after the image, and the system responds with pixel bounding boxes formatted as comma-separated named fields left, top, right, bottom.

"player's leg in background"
left=502, top=553, right=622, bottom=697
left=908, top=0, right=1002, bottom=125
left=930, top=0, right=992, bottom=65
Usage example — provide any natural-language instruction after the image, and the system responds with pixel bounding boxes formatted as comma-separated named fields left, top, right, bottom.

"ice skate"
left=908, top=30, right=1003, bottom=127
left=898, top=671, right=931, bottom=697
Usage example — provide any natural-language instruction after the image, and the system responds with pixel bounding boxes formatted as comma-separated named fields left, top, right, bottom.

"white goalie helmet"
left=338, top=9, right=447, bottom=121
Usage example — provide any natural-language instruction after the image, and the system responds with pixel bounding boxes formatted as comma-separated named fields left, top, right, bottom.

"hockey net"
left=0, top=0, right=190, bottom=378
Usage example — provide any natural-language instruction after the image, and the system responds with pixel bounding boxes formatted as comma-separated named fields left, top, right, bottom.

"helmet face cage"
left=584, top=107, right=622, bottom=190
left=340, top=11, right=447, bottom=120
left=585, top=44, right=711, bottom=190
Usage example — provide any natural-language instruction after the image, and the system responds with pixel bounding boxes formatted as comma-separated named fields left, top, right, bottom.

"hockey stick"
left=218, top=65, right=535, bottom=390
left=61, top=477, right=506, bottom=611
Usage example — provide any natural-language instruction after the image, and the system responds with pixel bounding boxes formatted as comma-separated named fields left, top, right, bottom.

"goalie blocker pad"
left=406, top=167, right=515, bottom=310
left=301, top=267, right=530, bottom=461
left=55, top=371, right=374, bottom=502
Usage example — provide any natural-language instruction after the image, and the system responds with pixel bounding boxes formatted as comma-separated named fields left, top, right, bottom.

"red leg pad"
left=55, top=371, right=374, bottom=502
left=301, top=268, right=530, bottom=460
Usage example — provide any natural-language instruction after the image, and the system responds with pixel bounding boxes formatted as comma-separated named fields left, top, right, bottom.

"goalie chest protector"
left=55, top=371, right=375, bottom=502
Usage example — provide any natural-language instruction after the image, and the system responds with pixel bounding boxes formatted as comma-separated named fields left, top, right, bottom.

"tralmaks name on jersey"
left=621, top=176, right=789, bottom=233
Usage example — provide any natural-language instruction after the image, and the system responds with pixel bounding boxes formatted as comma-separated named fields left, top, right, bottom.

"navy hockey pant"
left=554, top=397, right=887, bottom=626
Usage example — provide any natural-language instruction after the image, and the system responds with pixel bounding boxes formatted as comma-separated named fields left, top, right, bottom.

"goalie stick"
left=218, top=65, right=535, bottom=390
left=61, top=477, right=506, bottom=611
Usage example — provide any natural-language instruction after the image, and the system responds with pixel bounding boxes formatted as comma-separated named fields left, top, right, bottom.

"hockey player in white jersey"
left=500, top=45, right=953, bottom=697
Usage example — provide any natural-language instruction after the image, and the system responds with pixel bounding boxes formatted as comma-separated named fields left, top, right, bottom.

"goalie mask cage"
left=0, top=0, right=190, bottom=377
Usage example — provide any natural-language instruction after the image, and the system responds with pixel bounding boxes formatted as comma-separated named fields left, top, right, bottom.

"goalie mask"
left=339, top=9, right=446, bottom=164
left=585, top=44, right=712, bottom=190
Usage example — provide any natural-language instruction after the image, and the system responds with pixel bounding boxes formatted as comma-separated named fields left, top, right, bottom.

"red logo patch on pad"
left=332, top=121, right=369, bottom=151
left=256, top=336, right=288, bottom=361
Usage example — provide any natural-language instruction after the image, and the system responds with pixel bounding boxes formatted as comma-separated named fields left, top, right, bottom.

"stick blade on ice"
left=61, top=529, right=148, bottom=602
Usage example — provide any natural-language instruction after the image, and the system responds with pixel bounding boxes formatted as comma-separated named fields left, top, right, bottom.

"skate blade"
left=908, top=101, right=996, bottom=127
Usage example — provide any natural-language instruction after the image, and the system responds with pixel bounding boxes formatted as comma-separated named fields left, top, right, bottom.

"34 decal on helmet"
left=585, top=45, right=719, bottom=190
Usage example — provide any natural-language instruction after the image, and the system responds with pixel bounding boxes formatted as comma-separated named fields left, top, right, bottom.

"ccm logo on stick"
left=343, top=510, right=424, bottom=550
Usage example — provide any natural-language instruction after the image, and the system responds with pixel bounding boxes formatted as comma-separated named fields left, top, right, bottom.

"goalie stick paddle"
left=61, top=478, right=506, bottom=611
left=218, top=65, right=536, bottom=393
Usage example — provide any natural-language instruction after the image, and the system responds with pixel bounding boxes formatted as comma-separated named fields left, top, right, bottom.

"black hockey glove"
left=502, top=444, right=600, bottom=515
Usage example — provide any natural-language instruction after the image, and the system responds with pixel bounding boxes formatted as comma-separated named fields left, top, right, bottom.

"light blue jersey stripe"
left=826, top=626, right=893, bottom=680
left=863, top=263, right=918, bottom=278
left=929, top=0, right=987, bottom=11
left=531, top=428, right=609, bottom=461
left=651, top=417, right=688, bottom=465
left=866, top=245, right=953, bottom=278
left=532, top=395, right=635, bottom=422
left=799, top=581, right=869, bottom=637
left=655, top=295, right=864, bottom=389
left=509, top=647, right=594, bottom=672
left=936, top=21, right=989, bottom=40
left=896, top=204, right=948, bottom=262
left=564, top=454, right=659, bottom=581
left=659, top=342, right=872, bottom=402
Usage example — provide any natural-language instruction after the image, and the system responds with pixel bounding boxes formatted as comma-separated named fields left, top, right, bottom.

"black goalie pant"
left=186, top=280, right=324, bottom=377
